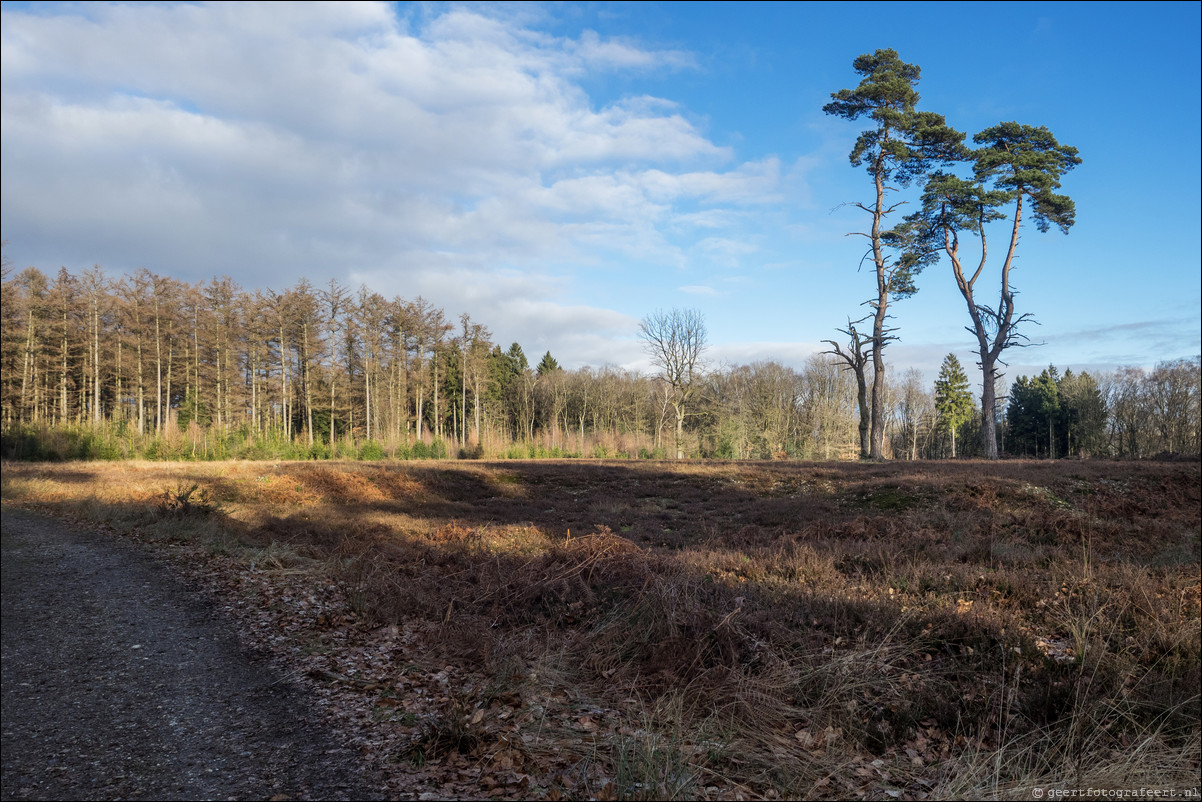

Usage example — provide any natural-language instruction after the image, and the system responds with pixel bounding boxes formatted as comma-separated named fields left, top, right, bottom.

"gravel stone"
left=1, top=508, right=383, bottom=801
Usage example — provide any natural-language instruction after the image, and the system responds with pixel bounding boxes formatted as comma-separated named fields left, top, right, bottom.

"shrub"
left=142, top=436, right=188, bottom=461
left=458, top=443, right=484, bottom=460
left=358, top=440, right=385, bottom=461
left=157, top=483, right=222, bottom=517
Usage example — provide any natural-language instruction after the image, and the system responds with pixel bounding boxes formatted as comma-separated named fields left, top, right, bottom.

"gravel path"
left=1, top=508, right=382, bottom=801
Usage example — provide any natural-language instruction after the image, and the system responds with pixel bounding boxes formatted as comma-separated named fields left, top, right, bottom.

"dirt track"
left=0, top=507, right=380, bottom=801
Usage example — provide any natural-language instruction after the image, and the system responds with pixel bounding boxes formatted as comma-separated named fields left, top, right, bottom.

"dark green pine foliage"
left=1058, top=369, right=1108, bottom=458
left=1006, top=367, right=1061, bottom=458
left=485, top=344, right=524, bottom=410
left=505, top=342, right=529, bottom=372
left=973, top=123, right=1081, bottom=234
left=934, top=354, right=975, bottom=457
left=176, top=387, right=211, bottom=429
left=536, top=351, right=561, bottom=376
left=823, top=49, right=965, bottom=459
left=487, top=343, right=534, bottom=442
left=1007, top=367, right=1108, bottom=458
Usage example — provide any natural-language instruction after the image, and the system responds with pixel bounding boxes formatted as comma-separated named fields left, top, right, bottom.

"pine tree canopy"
left=505, top=343, right=529, bottom=372
left=973, top=123, right=1081, bottom=233
left=823, top=49, right=965, bottom=186
left=536, top=351, right=561, bottom=376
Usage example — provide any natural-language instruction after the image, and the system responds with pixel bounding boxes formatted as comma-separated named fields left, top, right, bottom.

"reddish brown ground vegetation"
left=3, top=458, right=1199, bottom=799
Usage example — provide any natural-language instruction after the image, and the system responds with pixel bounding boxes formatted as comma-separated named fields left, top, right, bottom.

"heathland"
left=2, top=458, right=1198, bottom=800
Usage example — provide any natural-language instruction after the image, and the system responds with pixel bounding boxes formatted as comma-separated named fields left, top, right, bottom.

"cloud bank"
left=1, top=2, right=784, bottom=368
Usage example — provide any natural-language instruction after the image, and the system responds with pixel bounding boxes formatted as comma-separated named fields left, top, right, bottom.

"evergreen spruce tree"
left=1005, top=376, right=1035, bottom=456
left=1035, top=367, right=1061, bottom=459
left=536, top=351, right=560, bottom=376
left=1007, top=368, right=1060, bottom=457
left=934, top=354, right=974, bottom=457
left=505, top=342, right=528, bottom=373
left=1059, top=369, right=1107, bottom=458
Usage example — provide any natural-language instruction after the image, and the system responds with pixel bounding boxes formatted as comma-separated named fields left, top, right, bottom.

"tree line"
left=0, top=262, right=1196, bottom=462
left=0, top=264, right=848, bottom=460
left=1005, top=361, right=1201, bottom=459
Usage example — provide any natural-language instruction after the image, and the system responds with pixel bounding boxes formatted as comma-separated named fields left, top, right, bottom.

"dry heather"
left=3, top=458, right=1199, bottom=800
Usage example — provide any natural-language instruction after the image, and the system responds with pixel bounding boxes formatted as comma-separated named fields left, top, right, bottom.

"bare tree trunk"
left=474, top=378, right=482, bottom=446
left=59, top=305, right=69, bottom=425
left=278, top=320, right=289, bottom=441
left=943, top=185, right=1027, bottom=460
left=91, top=295, right=101, bottom=425
left=868, top=163, right=888, bottom=460
left=303, top=321, right=314, bottom=447
left=329, top=319, right=337, bottom=448
left=250, top=341, right=258, bottom=433
left=223, top=322, right=233, bottom=432
left=20, top=309, right=35, bottom=424
left=165, top=330, right=174, bottom=433
left=460, top=322, right=468, bottom=449
left=674, top=402, right=685, bottom=460
left=215, top=332, right=223, bottom=430
left=154, top=300, right=163, bottom=434
left=192, top=310, right=201, bottom=431
left=115, top=336, right=123, bottom=425
left=136, top=322, right=145, bottom=436
left=824, top=322, right=871, bottom=459
left=979, top=353, right=998, bottom=460
left=415, top=359, right=424, bottom=440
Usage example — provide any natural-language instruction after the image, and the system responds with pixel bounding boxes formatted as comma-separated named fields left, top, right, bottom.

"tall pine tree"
left=824, top=49, right=964, bottom=459
left=903, top=125, right=1080, bottom=459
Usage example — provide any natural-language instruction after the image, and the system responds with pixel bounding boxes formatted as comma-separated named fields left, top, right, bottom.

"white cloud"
left=352, top=261, right=641, bottom=370
left=710, top=341, right=826, bottom=372
left=675, top=158, right=783, bottom=203
left=1, top=1, right=794, bottom=367
left=674, top=209, right=742, bottom=229
left=692, top=237, right=760, bottom=269
left=572, top=30, right=696, bottom=72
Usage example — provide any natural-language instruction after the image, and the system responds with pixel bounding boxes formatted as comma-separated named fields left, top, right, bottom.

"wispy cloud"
left=571, top=29, right=697, bottom=72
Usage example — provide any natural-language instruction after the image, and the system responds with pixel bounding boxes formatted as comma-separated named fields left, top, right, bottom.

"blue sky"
left=2, top=1, right=1199, bottom=388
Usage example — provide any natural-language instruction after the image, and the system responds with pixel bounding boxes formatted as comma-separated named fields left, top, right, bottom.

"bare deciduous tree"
left=824, top=318, right=873, bottom=459
left=639, top=308, right=708, bottom=459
